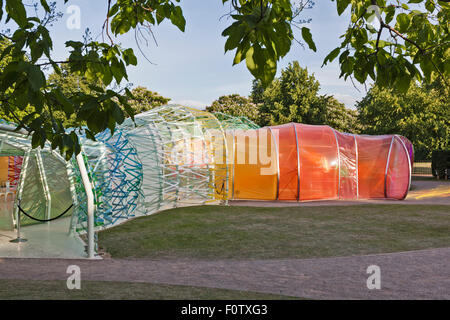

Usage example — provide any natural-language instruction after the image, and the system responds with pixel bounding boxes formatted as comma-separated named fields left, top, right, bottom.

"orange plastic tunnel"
left=226, top=123, right=412, bottom=201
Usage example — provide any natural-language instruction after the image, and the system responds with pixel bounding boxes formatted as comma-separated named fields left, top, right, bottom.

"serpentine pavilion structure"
left=0, top=105, right=413, bottom=259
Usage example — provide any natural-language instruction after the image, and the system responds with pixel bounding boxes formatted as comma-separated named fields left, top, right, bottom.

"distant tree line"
left=207, top=61, right=361, bottom=133
left=356, top=78, right=449, bottom=161
left=206, top=61, right=449, bottom=160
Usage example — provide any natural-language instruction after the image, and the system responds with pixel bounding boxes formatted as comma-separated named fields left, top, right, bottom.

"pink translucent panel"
left=334, top=131, right=358, bottom=200
left=296, top=124, right=339, bottom=200
left=270, top=123, right=299, bottom=200
left=356, top=135, right=392, bottom=199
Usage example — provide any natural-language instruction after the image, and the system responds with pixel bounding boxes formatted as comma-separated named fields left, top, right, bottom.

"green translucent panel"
left=0, top=142, right=25, bottom=156
left=2, top=108, right=262, bottom=241
left=212, top=112, right=260, bottom=130
left=20, top=153, right=47, bottom=226
left=41, top=151, right=73, bottom=218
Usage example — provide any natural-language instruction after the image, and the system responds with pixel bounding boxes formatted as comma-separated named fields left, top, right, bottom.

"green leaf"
left=54, top=88, right=75, bottom=114
left=62, top=134, right=74, bottom=160
left=301, top=27, right=316, bottom=52
left=425, top=0, right=435, bottom=12
left=336, top=0, right=350, bottom=15
left=170, top=6, right=186, bottom=32
left=385, top=5, right=395, bottom=24
left=108, top=3, right=119, bottom=17
left=31, top=131, right=41, bottom=149
left=395, top=72, right=411, bottom=93
left=122, top=48, right=137, bottom=66
left=233, top=41, right=250, bottom=65
left=245, top=46, right=258, bottom=78
left=5, top=0, right=27, bottom=27
left=112, top=102, right=125, bottom=124
left=0, top=0, right=3, bottom=21
left=322, top=47, right=341, bottom=66
left=40, top=0, right=50, bottom=13
left=396, top=13, right=411, bottom=33
left=27, top=65, right=46, bottom=91
left=245, top=46, right=276, bottom=87
left=224, top=24, right=245, bottom=52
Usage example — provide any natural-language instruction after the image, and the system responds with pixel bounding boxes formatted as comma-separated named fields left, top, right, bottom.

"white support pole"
left=65, top=157, right=79, bottom=236
left=353, top=134, right=359, bottom=200
left=384, top=136, right=395, bottom=198
left=268, top=127, right=280, bottom=201
left=14, top=150, right=30, bottom=224
left=231, top=130, right=236, bottom=200
left=292, top=124, right=301, bottom=202
left=395, top=135, right=412, bottom=199
left=330, top=127, right=341, bottom=199
left=76, top=153, right=95, bottom=259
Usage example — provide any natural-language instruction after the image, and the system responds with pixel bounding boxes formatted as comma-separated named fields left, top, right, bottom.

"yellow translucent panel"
left=232, top=128, right=278, bottom=200
left=0, top=157, right=8, bottom=183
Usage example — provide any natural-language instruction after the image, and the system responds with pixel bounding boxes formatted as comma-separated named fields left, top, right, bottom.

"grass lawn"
left=0, top=279, right=298, bottom=300
left=99, top=204, right=450, bottom=260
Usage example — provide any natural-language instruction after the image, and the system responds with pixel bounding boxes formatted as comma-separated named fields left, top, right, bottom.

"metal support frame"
left=268, top=127, right=280, bottom=200
left=76, top=153, right=95, bottom=259
left=10, top=199, right=27, bottom=243
left=395, top=135, right=412, bottom=199
left=384, top=136, right=395, bottom=198
left=231, top=130, right=236, bottom=200
left=65, top=155, right=79, bottom=236
left=292, top=124, right=301, bottom=202
left=14, top=150, right=30, bottom=225
left=353, top=134, right=359, bottom=200
left=330, top=128, right=341, bottom=199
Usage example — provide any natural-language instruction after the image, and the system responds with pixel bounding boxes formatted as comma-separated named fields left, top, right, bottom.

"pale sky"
left=45, top=0, right=364, bottom=109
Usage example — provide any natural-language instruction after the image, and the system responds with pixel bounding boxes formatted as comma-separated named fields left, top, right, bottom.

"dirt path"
left=1, top=247, right=449, bottom=299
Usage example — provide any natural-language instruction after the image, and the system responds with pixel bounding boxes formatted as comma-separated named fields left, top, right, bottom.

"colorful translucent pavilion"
left=0, top=105, right=413, bottom=258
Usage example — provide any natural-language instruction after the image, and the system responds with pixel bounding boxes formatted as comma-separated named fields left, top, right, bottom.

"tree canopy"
left=207, top=61, right=360, bottom=133
left=356, top=79, right=449, bottom=160
left=0, top=44, right=170, bottom=128
left=0, top=0, right=447, bottom=158
left=324, top=0, right=449, bottom=92
left=47, top=67, right=170, bottom=127
left=253, top=61, right=360, bottom=133
left=206, top=94, right=260, bottom=124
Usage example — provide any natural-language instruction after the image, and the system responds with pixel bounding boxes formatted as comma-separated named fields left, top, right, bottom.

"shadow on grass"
left=0, top=279, right=300, bottom=300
